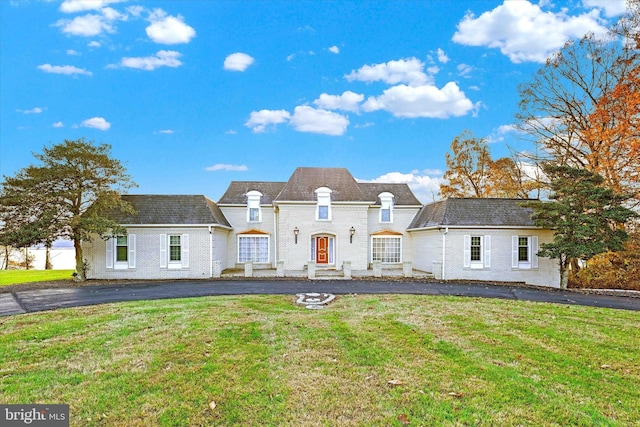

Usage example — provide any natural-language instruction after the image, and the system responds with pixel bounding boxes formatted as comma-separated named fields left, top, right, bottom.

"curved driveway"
left=1, top=280, right=639, bottom=316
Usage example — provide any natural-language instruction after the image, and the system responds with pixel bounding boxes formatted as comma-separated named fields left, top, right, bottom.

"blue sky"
left=0, top=0, right=629, bottom=203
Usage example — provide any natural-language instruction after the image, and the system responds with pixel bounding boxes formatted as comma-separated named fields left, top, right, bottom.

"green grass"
left=0, top=270, right=75, bottom=286
left=1, top=295, right=639, bottom=426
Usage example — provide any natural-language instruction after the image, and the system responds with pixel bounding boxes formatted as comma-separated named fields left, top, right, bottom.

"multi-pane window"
left=169, top=235, right=181, bottom=261
left=372, top=237, right=401, bottom=263
left=249, top=208, right=260, bottom=222
left=239, top=236, right=269, bottom=263
left=470, top=236, right=482, bottom=262
left=116, top=236, right=128, bottom=262
left=518, top=237, right=529, bottom=262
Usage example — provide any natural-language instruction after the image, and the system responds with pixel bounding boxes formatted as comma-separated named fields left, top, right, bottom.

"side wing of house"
left=83, top=195, right=232, bottom=280
left=408, top=199, right=561, bottom=288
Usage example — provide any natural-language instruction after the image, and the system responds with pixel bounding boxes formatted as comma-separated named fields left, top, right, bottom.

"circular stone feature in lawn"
left=295, top=292, right=335, bottom=309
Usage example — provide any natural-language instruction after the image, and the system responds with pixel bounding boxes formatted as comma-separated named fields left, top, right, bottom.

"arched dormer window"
left=315, top=187, right=332, bottom=221
left=378, top=192, right=394, bottom=223
left=246, top=190, right=262, bottom=223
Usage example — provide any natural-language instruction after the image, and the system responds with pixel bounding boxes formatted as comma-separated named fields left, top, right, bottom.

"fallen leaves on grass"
left=398, top=413, right=411, bottom=424
left=209, top=401, right=216, bottom=411
left=388, top=379, right=404, bottom=386
left=448, top=392, right=464, bottom=398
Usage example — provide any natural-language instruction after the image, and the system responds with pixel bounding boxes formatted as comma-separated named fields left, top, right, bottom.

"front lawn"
left=0, top=269, right=75, bottom=286
left=1, top=295, right=638, bottom=426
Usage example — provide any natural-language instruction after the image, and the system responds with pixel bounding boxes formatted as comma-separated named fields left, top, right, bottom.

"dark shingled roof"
left=218, top=181, right=286, bottom=205
left=358, top=182, right=421, bottom=206
left=111, top=195, right=231, bottom=227
left=275, top=167, right=367, bottom=202
left=216, top=168, right=421, bottom=205
left=408, top=198, right=536, bottom=229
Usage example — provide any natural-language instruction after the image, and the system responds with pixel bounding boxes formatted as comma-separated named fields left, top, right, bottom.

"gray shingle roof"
left=275, top=167, right=367, bottom=202
left=111, top=195, right=231, bottom=226
left=218, top=181, right=286, bottom=205
left=358, top=182, right=421, bottom=206
left=408, top=198, right=536, bottom=229
left=216, top=168, right=421, bottom=205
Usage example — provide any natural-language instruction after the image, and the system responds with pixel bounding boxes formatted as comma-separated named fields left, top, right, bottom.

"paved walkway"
left=2, top=280, right=639, bottom=316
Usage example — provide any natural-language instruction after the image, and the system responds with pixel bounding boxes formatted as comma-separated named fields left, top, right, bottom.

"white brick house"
left=84, top=167, right=561, bottom=287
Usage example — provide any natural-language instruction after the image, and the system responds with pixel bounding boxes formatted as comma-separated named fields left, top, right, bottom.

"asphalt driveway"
left=2, top=279, right=640, bottom=316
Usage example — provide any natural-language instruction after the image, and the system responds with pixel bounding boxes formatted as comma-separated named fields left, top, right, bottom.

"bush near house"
left=570, top=233, right=640, bottom=290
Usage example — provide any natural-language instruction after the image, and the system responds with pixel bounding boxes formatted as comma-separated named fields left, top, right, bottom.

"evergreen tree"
left=523, top=164, right=637, bottom=288
left=0, top=138, right=136, bottom=280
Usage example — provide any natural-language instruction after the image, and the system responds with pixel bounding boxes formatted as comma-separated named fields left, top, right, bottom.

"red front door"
left=316, top=236, right=329, bottom=264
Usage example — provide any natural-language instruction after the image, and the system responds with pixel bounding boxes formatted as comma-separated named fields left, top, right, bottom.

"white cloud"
left=452, top=0, right=609, bottom=63
left=157, top=129, right=174, bottom=134
left=286, top=53, right=296, bottom=61
left=146, top=9, right=196, bottom=45
left=328, top=45, right=340, bottom=54
left=245, top=109, right=291, bottom=133
left=52, top=121, right=65, bottom=128
left=101, top=6, right=125, bottom=21
left=225, top=129, right=238, bottom=135
left=345, top=57, right=431, bottom=87
left=56, top=14, right=113, bottom=37
left=436, top=48, right=450, bottom=64
left=60, top=0, right=123, bottom=13
left=223, top=52, right=255, bottom=72
left=37, top=63, right=92, bottom=76
left=204, top=164, right=248, bottom=172
left=362, top=82, right=475, bottom=119
left=17, top=107, right=44, bottom=114
left=360, top=170, right=443, bottom=203
left=126, top=5, right=145, bottom=17
left=66, top=49, right=80, bottom=56
left=313, top=91, right=364, bottom=113
left=457, top=63, right=473, bottom=77
left=81, top=116, right=111, bottom=130
left=583, top=0, right=628, bottom=17
left=289, top=106, right=349, bottom=136
left=118, top=50, right=183, bottom=70
left=88, top=40, right=101, bottom=48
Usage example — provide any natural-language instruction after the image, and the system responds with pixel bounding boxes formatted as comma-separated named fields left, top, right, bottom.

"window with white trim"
left=116, top=236, right=128, bottom=262
left=464, top=235, right=491, bottom=269
left=106, top=234, right=136, bottom=269
left=315, top=187, right=332, bottom=221
left=512, top=235, right=538, bottom=269
left=372, top=236, right=401, bottom=263
left=160, top=233, right=189, bottom=269
left=169, top=235, right=181, bottom=262
left=246, top=190, right=262, bottom=223
left=378, top=192, right=394, bottom=223
left=238, top=235, right=270, bottom=263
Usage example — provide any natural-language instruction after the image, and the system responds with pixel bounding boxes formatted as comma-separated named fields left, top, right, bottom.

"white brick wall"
left=84, top=226, right=227, bottom=280
left=410, top=228, right=560, bottom=287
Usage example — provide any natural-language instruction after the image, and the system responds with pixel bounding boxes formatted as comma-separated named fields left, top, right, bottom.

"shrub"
left=570, top=233, right=640, bottom=290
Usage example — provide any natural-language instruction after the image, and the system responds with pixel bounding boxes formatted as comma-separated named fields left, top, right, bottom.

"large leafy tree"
left=523, top=165, right=637, bottom=288
left=440, top=130, right=534, bottom=198
left=517, top=3, right=640, bottom=206
left=440, top=130, right=493, bottom=198
left=0, top=138, right=136, bottom=280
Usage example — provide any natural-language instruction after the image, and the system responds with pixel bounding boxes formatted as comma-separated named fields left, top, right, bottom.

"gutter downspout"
left=442, top=226, right=448, bottom=281
left=273, top=205, right=278, bottom=267
left=208, top=225, right=213, bottom=278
